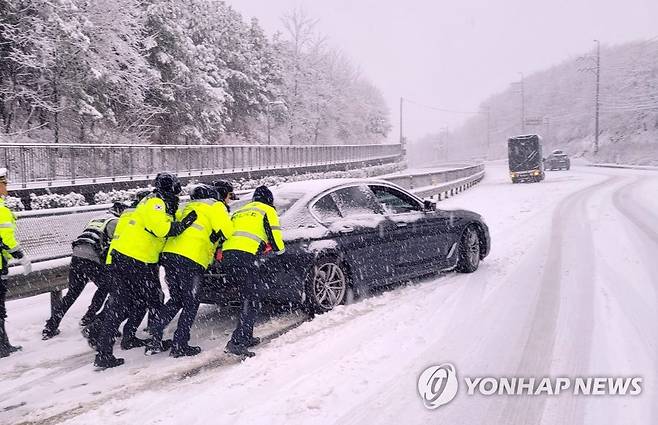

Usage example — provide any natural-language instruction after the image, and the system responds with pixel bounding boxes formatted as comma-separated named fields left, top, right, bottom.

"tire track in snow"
left=612, top=178, right=658, bottom=246
left=11, top=276, right=464, bottom=425
left=2, top=307, right=303, bottom=424
left=498, top=176, right=616, bottom=425
left=611, top=177, right=658, bottom=424
left=12, top=318, right=309, bottom=425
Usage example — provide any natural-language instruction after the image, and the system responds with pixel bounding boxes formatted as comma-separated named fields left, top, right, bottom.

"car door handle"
left=395, top=222, right=408, bottom=228
left=338, top=226, right=354, bottom=233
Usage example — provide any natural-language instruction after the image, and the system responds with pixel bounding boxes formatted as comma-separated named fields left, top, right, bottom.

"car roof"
left=271, top=178, right=364, bottom=195
left=263, top=178, right=409, bottom=231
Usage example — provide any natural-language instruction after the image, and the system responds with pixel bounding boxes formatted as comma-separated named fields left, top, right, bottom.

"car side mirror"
left=423, top=199, right=436, bottom=211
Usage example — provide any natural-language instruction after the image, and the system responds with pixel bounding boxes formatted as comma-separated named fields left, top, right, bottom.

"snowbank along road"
left=1, top=161, right=657, bottom=425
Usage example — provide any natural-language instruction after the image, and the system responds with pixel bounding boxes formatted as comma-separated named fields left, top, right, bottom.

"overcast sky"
left=232, top=0, right=658, bottom=142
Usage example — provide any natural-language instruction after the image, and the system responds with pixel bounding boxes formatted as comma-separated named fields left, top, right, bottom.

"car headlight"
left=510, top=172, right=517, bottom=178
left=532, top=170, right=540, bottom=176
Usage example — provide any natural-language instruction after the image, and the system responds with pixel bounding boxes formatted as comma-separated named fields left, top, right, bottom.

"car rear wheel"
left=305, top=257, right=348, bottom=314
left=457, top=225, right=481, bottom=273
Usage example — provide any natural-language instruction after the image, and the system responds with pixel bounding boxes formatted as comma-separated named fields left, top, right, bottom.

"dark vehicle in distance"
left=200, top=179, right=491, bottom=314
left=545, top=149, right=571, bottom=171
left=508, top=134, right=545, bottom=183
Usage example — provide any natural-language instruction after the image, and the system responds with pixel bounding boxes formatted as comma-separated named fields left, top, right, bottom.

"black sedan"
left=199, top=178, right=490, bottom=313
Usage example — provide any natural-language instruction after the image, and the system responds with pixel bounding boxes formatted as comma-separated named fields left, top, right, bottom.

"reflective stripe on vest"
left=232, top=230, right=264, bottom=243
left=235, top=207, right=266, bottom=217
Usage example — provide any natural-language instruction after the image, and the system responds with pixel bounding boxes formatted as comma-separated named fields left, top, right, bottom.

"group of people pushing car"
left=0, top=170, right=284, bottom=368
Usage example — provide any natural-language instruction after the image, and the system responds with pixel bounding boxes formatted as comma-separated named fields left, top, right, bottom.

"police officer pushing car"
left=223, top=185, right=284, bottom=358
left=146, top=184, right=234, bottom=357
left=94, top=173, right=197, bottom=369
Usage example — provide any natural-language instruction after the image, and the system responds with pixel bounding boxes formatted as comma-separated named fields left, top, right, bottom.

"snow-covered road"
left=2, top=162, right=658, bottom=425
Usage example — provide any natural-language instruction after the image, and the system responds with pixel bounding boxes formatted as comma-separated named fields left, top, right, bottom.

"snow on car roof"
left=272, top=178, right=366, bottom=194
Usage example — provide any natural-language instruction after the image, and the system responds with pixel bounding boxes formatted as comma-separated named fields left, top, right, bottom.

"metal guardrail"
left=1, top=142, right=402, bottom=189
left=6, top=163, right=486, bottom=305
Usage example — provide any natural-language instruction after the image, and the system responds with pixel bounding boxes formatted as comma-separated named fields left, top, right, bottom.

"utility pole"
left=399, top=97, right=404, bottom=145
left=578, top=41, right=602, bottom=154
left=438, top=126, right=449, bottom=161
left=519, top=72, right=526, bottom=133
left=594, top=39, right=600, bottom=154
left=484, top=107, right=491, bottom=159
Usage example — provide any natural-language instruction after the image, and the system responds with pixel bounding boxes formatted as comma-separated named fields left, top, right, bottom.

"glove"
left=209, top=230, right=225, bottom=244
left=20, top=256, right=32, bottom=275
left=181, top=210, right=197, bottom=227
left=263, top=243, right=272, bottom=254
left=166, top=210, right=198, bottom=237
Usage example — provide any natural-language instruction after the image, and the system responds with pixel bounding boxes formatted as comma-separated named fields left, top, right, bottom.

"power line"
left=401, top=97, right=483, bottom=115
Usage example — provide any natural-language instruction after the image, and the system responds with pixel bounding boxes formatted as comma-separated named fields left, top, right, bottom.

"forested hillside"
left=0, top=1, right=390, bottom=145
left=414, top=39, right=658, bottom=165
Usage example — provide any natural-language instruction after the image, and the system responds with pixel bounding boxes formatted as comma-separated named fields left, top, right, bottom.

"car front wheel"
left=457, top=226, right=481, bottom=273
left=305, top=257, right=349, bottom=314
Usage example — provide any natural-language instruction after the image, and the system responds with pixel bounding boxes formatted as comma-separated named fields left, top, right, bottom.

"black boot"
left=246, top=336, right=261, bottom=348
left=0, top=319, right=22, bottom=357
left=120, top=336, right=148, bottom=350
left=94, top=354, right=125, bottom=369
left=41, top=326, right=60, bottom=340
left=144, top=338, right=172, bottom=356
left=224, top=340, right=255, bottom=358
left=170, top=343, right=202, bottom=358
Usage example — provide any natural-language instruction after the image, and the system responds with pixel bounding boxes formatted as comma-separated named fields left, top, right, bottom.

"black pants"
left=0, top=277, right=6, bottom=320
left=152, top=253, right=204, bottom=347
left=96, top=251, right=163, bottom=357
left=46, top=257, right=110, bottom=330
left=224, top=251, right=261, bottom=346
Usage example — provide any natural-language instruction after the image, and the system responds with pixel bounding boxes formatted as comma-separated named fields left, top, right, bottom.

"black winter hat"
left=191, top=184, right=218, bottom=201
left=213, top=180, right=238, bottom=200
left=253, top=185, right=274, bottom=207
left=154, top=172, right=182, bottom=196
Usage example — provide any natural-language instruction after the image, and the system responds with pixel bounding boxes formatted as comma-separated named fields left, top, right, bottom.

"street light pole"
left=267, top=103, right=272, bottom=145
left=483, top=107, right=491, bottom=159
left=594, top=39, right=601, bottom=154
left=399, top=97, right=404, bottom=145
left=266, top=100, right=286, bottom=145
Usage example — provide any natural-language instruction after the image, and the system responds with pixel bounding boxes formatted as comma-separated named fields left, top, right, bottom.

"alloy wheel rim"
left=467, top=229, right=480, bottom=266
left=313, top=263, right=346, bottom=310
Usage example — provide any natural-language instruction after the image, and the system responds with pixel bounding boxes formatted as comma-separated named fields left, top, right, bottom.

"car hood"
left=439, top=208, right=484, bottom=222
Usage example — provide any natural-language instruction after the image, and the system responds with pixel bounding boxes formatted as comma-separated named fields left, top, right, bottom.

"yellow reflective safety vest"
left=107, top=194, right=173, bottom=264
left=223, top=201, right=285, bottom=255
left=0, top=198, right=21, bottom=272
left=163, top=199, right=234, bottom=268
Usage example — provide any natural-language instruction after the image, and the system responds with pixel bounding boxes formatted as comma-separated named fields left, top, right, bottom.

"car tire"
left=457, top=225, right=481, bottom=273
left=304, top=256, right=349, bottom=315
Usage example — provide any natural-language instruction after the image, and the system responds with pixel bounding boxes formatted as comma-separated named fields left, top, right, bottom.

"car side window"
left=332, top=185, right=381, bottom=217
left=310, top=194, right=342, bottom=223
left=369, top=185, right=422, bottom=214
